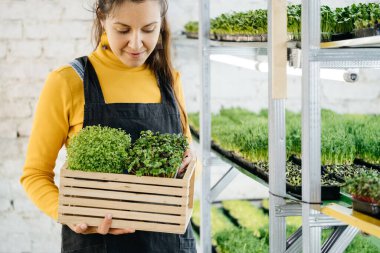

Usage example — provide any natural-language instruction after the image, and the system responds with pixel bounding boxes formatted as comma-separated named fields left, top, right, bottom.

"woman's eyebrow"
left=113, top=21, right=158, bottom=27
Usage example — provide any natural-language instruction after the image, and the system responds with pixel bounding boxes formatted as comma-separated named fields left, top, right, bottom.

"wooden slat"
left=59, top=216, right=188, bottom=234
left=61, top=187, right=187, bottom=205
left=61, top=178, right=187, bottom=196
left=59, top=206, right=185, bottom=224
left=61, top=158, right=196, bottom=187
left=271, top=0, right=287, bottom=99
left=188, top=170, right=196, bottom=209
left=183, top=158, right=197, bottom=181
left=320, top=36, right=380, bottom=49
left=61, top=167, right=186, bottom=187
left=321, top=203, right=380, bottom=238
left=59, top=196, right=186, bottom=215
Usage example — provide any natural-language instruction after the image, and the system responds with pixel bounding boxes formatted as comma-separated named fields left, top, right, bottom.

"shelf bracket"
left=275, top=203, right=302, bottom=217
left=309, top=214, right=347, bottom=227
left=322, top=226, right=359, bottom=253
left=210, top=167, right=238, bottom=201
left=286, top=227, right=303, bottom=253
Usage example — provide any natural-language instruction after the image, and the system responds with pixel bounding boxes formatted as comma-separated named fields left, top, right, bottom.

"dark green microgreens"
left=344, top=170, right=380, bottom=204
left=125, top=130, right=188, bottom=178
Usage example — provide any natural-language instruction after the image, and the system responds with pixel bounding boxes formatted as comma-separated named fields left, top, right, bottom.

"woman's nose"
left=129, top=31, right=143, bottom=50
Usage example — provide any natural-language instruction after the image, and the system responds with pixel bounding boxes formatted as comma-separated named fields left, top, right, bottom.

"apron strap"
left=69, top=56, right=106, bottom=104
left=69, top=58, right=86, bottom=81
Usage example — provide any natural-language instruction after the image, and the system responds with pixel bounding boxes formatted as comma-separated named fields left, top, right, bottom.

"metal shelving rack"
left=198, top=0, right=380, bottom=253
left=300, top=1, right=380, bottom=253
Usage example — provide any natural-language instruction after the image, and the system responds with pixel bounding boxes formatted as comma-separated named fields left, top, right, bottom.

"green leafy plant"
left=321, top=5, right=335, bottom=41
left=287, top=4, right=302, bottom=40
left=190, top=108, right=380, bottom=165
left=210, top=10, right=267, bottom=36
left=184, top=21, right=198, bottom=33
left=324, top=164, right=379, bottom=182
left=344, top=171, right=380, bottom=204
left=192, top=200, right=236, bottom=241
left=67, top=125, right=131, bottom=173
left=352, top=3, right=380, bottom=30
left=215, top=228, right=269, bottom=253
left=334, top=6, right=354, bottom=34
left=125, top=130, right=188, bottom=178
left=222, top=200, right=269, bottom=239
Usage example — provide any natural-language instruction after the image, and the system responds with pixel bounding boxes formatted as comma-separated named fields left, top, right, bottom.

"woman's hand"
left=177, top=149, right=195, bottom=176
left=68, top=214, right=135, bottom=235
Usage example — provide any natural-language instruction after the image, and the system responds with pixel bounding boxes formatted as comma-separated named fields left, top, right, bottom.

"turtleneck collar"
left=91, top=33, right=147, bottom=72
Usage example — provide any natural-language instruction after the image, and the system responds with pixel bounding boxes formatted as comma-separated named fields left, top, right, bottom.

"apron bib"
left=61, top=57, right=196, bottom=253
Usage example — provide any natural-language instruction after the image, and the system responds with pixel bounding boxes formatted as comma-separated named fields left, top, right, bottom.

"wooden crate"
left=58, top=159, right=196, bottom=234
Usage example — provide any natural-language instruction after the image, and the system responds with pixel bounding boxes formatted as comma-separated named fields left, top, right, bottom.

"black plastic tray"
left=354, top=158, right=380, bottom=172
left=331, top=32, right=354, bottom=41
left=286, top=184, right=341, bottom=201
left=352, top=198, right=380, bottom=219
left=190, top=127, right=341, bottom=200
left=324, top=163, right=379, bottom=184
left=287, top=155, right=341, bottom=200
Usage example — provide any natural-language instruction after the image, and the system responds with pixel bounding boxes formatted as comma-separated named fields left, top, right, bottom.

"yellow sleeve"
left=20, top=69, right=72, bottom=221
left=172, top=71, right=192, bottom=144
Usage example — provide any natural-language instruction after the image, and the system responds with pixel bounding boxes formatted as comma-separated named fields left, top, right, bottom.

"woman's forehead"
left=108, top=0, right=161, bottom=21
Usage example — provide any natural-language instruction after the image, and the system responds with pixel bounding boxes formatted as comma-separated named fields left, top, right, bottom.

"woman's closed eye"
left=117, top=29, right=130, bottom=34
left=142, top=29, right=155, bottom=33
left=116, top=28, right=155, bottom=34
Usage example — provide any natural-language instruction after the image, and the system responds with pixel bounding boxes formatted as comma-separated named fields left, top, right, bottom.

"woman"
left=20, top=0, right=196, bottom=252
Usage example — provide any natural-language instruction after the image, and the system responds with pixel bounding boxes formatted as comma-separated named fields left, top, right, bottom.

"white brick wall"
left=0, top=20, right=23, bottom=39
left=9, top=40, right=42, bottom=58
left=0, top=0, right=93, bottom=140
left=0, top=1, right=93, bottom=252
left=1, top=0, right=379, bottom=252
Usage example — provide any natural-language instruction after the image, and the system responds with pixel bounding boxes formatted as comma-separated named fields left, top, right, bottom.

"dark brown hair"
left=93, top=0, right=174, bottom=88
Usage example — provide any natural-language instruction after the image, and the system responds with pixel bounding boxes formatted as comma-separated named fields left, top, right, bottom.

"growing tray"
left=286, top=184, right=341, bottom=201
left=273, top=155, right=341, bottom=200
left=213, top=143, right=339, bottom=200
left=352, top=198, right=380, bottom=219
left=184, top=31, right=198, bottom=39
left=58, top=159, right=196, bottom=234
left=213, top=33, right=266, bottom=42
left=354, top=158, right=380, bottom=172
left=190, top=126, right=341, bottom=200
left=184, top=32, right=216, bottom=40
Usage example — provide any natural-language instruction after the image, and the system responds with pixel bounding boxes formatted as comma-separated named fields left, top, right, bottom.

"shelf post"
left=268, top=0, right=288, bottom=252
left=302, top=0, right=322, bottom=252
left=199, top=0, right=212, bottom=252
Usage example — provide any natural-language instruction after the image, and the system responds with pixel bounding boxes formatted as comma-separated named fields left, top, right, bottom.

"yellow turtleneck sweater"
left=20, top=35, right=192, bottom=220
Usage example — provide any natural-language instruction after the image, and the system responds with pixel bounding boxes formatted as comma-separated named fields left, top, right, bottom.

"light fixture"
left=210, top=54, right=347, bottom=82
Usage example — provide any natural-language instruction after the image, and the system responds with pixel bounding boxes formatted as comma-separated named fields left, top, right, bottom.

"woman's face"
left=102, top=1, right=162, bottom=67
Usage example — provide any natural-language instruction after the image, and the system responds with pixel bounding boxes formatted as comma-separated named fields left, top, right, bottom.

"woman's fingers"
left=68, top=215, right=136, bottom=235
left=97, top=214, right=113, bottom=235
left=179, top=149, right=193, bottom=174
left=109, top=228, right=136, bottom=235
left=68, top=223, right=89, bottom=234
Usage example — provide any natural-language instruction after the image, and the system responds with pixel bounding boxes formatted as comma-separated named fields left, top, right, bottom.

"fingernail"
left=80, top=224, right=87, bottom=230
left=106, top=214, right=112, bottom=219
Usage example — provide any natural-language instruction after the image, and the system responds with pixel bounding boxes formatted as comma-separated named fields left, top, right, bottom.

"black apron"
left=61, top=57, right=196, bottom=253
